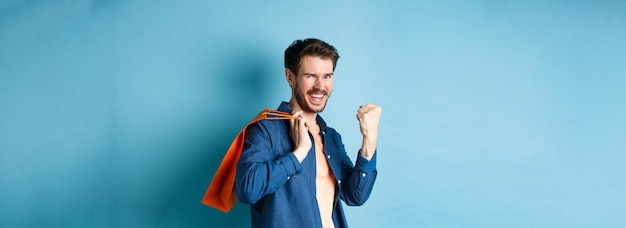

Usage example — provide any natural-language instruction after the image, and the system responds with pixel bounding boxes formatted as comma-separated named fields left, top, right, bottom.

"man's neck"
left=287, top=100, right=318, bottom=123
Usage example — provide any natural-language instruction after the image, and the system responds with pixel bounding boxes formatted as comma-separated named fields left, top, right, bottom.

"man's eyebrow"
left=302, top=72, right=334, bottom=77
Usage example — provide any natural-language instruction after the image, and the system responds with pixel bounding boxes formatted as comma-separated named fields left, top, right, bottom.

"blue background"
left=1, top=0, right=625, bottom=227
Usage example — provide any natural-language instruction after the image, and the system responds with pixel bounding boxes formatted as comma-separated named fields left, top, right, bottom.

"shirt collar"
left=278, top=101, right=328, bottom=133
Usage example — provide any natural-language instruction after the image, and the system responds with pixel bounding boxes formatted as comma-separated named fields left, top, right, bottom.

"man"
left=235, top=38, right=381, bottom=228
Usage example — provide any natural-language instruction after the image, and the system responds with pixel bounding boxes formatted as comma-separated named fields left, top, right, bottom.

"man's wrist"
left=359, top=144, right=376, bottom=160
left=293, top=147, right=308, bottom=163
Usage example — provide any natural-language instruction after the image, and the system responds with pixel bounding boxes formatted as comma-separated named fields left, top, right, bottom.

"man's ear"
left=285, top=68, right=295, bottom=88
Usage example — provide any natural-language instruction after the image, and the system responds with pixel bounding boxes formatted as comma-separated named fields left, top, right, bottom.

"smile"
left=308, top=91, right=327, bottom=104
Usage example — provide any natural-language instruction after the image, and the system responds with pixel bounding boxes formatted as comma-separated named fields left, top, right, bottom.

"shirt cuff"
left=356, top=150, right=377, bottom=173
left=278, top=153, right=302, bottom=176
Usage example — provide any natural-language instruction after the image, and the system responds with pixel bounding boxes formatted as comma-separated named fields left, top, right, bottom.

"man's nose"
left=313, top=78, right=323, bottom=89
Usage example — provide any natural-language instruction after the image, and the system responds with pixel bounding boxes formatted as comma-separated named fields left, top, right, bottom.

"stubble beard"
left=294, top=82, right=330, bottom=114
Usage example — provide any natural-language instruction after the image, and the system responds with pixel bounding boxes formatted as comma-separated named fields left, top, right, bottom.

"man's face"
left=290, top=55, right=334, bottom=113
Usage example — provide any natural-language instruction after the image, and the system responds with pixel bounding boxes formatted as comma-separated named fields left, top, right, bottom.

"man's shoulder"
left=249, top=119, right=289, bottom=136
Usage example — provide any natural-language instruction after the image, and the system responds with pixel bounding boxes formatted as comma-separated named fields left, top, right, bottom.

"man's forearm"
left=360, top=137, right=377, bottom=160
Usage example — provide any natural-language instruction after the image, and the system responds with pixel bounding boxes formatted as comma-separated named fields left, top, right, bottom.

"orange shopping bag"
left=202, top=108, right=296, bottom=212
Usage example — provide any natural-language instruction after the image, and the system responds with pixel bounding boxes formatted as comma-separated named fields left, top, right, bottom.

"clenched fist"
left=356, top=103, right=381, bottom=160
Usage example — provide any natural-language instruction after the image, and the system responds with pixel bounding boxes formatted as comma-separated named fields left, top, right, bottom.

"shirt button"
left=287, top=176, right=291, bottom=180
left=327, top=155, right=331, bottom=159
left=361, top=173, right=367, bottom=177
left=337, top=180, right=342, bottom=184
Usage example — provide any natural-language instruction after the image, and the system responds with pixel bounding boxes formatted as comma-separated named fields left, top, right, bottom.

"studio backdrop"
left=1, top=1, right=625, bottom=227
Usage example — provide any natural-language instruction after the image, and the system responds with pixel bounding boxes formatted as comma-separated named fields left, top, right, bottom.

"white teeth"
left=311, top=94, right=323, bottom=98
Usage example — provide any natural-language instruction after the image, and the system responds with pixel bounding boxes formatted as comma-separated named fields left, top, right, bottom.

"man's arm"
left=235, top=123, right=302, bottom=204
left=339, top=103, right=382, bottom=205
left=339, top=148, right=377, bottom=206
left=357, top=104, right=382, bottom=160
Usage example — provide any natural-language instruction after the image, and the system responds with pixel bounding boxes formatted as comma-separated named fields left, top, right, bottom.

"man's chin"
left=306, top=103, right=326, bottom=113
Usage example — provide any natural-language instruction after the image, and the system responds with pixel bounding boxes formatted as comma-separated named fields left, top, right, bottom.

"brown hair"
left=284, top=38, right=340, bottom=75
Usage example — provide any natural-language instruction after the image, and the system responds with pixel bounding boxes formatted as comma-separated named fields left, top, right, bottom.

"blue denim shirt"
left=235, top=102, right=378, bottom=228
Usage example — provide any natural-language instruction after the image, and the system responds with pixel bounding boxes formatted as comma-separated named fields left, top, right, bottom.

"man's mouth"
left=308, top=90, right=327, bottom=104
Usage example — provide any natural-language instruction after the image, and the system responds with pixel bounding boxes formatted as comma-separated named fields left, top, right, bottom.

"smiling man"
left=235, top=38, right=381, bottom=228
